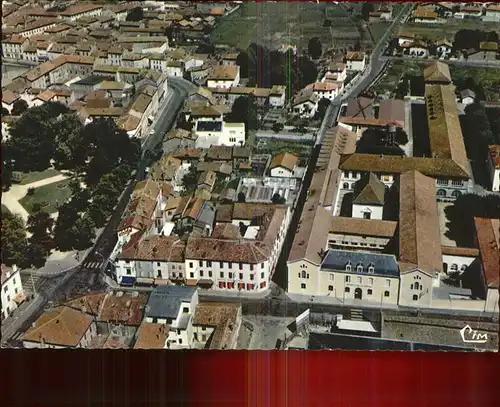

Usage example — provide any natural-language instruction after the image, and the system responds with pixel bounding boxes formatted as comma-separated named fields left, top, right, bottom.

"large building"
left=1, top=264, right=25, bottom=321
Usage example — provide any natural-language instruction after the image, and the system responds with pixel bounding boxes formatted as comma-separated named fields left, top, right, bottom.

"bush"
left=27, top=187, right=35, bottom=196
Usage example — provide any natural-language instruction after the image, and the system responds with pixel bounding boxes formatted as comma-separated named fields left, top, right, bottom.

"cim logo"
left=460, top=325, right=488, bottom=344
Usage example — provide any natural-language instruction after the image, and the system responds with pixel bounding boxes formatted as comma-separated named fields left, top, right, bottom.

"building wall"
left=270, top=166, right=294, bottom=178
left=327, top=233, right=391, bottom=252
left=346, top=58, right=366, bottom=71
left=1, top=268, right=24, bottom=320
left=288, top=259, right=319, bottom=294
left=442, top=254, right=476, bottom=275
left=398, top=269, right=433, bottom=307
left=352, top=203, right=384, bottom=220
left=269, top=94, right=286, bottom=107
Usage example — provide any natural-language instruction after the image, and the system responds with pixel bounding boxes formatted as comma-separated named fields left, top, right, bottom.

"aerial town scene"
left=1, top=1, right=499, bottom=351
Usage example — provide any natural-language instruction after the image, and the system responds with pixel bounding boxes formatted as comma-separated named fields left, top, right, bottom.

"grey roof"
left=432, top=281, right=472, bottom=300
left=196, top=202, right=216, bottom=227
left=352, top=173, right=386, bottom=205
left=74, top=75, right=110, bottom=86
left=197, top=121, right=223, bottom=132
left=145, top=285, right=197, bottom=319
left=320, top=249, right=400, bottom=277
left=460, top=89, right=476, bottom=99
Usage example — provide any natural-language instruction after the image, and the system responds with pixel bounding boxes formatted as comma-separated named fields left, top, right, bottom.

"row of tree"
left=236, top=43, right=318, bottom=98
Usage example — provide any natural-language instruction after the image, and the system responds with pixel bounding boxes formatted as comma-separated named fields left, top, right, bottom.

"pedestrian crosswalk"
left=81, top=261, right=104, bottom=271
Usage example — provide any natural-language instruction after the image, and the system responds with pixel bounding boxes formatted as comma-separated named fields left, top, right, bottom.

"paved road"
left=1, top=78, right=196, bottom=344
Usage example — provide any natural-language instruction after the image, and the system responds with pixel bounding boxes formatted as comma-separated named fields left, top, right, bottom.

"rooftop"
left=134, top=323, right=169, bottom=349
left=473, top=217, right=499, bottom=289
left=398, top=170, right=442, bottom=274
left=21, top=306, right=94, bottom=347
left=320, top=249, right=400, bottom=278
left=423, top=61, right=451, bottom=84
left=98, top=292, right=148, bottom=326
left=352, top=173, right=386, bottom=206
left=145, top=285, right=197, bottom=320
left=330, top=217, right=397, bottom=238
left=192, top=302, right=241, bottom=349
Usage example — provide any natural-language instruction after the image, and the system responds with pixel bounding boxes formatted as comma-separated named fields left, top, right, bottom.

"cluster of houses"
left=393, top=29, right=499, bottom=61
left=411, top=2, right=500, bottom=24
left=287, top=61, right=499, bottom=316
left=19, top=284, right=242, bottom=349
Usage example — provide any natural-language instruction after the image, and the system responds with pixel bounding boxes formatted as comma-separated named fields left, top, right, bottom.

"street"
left=1, top=77, right=196, bottom=344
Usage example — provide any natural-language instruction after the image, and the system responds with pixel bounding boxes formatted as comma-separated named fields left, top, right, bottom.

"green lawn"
left=1, top=204, right=11, bottom=216
left=398, top=20, right=500, bottom=42
left=211, top=2, right=358, bottom=51
left=373, top=61, right=424, bottom=95
left=16, top=168, right=61, bottom=185
left=19, top=179, right=72, bottom=214
left=450, top=66, right=500, bottom=102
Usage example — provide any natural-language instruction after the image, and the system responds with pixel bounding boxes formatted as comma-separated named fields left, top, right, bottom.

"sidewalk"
left=1, top=294, right=44, bottom=343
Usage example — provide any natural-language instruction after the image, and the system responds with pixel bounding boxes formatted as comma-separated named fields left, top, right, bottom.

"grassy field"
left=1, top=204, right=11, bottom=216
left=211, top=2, right=359, bottom=51
left=16, top=168, right=61, bottom=185
left=450, top=66, right=500, bottom=102
left=19, top=179, right=72, bottom=214
left=373, top=61, right=424, bottom=95
left=398, top=20, right=499, bottom=42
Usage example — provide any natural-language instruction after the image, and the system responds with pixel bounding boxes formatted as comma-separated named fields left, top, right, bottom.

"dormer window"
left=368, top=263, right=375, bottom=273
left=356, top=262, right=363, bottom=273
left=345, top=261, right=352, bottom=272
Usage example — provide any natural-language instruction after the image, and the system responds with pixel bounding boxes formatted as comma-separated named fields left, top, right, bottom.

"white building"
left=2, top=35, right=28, bottom=60
left=142, top=285, right=199, bottom=349
left=351, top=173, right=386, bottom=220
left=269, top=85, right=287, bottom=107
left=206, top=65, right=240, bottom=89
left=1, top=264, right=25, bottom=321
left=21, top=306, right=97, bottom=349
left=291, top=88, right=319, bottom=118
left=487, top=145, right=500, bottom=192
left=345, top=52, right=366, bottom=71
left=194, top=121, right=245, bottom=148
left=305, top=82, right=340, bottom=102
left=289, top=249, right=401, bottom=305
left=435, top=39, right=453, bottom=58
left=269, top=152, right=299, bottom=178
left=58, top=4, right=103, bottom=22
left=483, top=4, right=500, bottom=22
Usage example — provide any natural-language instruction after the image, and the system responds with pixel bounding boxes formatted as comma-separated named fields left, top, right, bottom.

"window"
left=329, top=274, right=334, bottom=281
left=343, top=182, right=349, bottom=189
left=385, top=279, right=391, bottom=288
left=3, top=286, right=7, bottom=293
left=260, top=281, right=267, bottom=288
left=239, top=263, right=243, bottom=270
left=157, top=262, right=161, bottom=266
left=189, top=262, right=193, bottom=268
left=178, top=338, right=183, bottom=344
left=384, top=290, right=390, bottom=297
left=450, top=264, right=458, bottom=272
left=345, top=262, right=352, bottom=272
left=247, top=283, right=254, bottom=290
left=190, top=272, right=194, bottom=278
left=14, top=288, right=18, bottom=294
left=367, top=289, right=373, bottom=295
left=126, top=269, right=131, bottom=275
left=172, top=273, right=176, bottom=278
left=357, top=276, right=362, bottom=284
left=437, top=179, right=448, bottom=186
left=363, top=212, right=371, bottom=220
left=183, top=307, right=189, bottom=313
left=250, top=274, right=254, bottom=280
left=345, top=275, right=351, bottom=283
left=328, top=285, right=333, bottom=291
left=229, top=272, right=233, bottom=279
left=7, top=295, right=11, bottom=302
left=356, top=264, right=363, bottom=273
left=261, top=272, right=264, bottom=279
left=199, top=260, right=203, bottom=267
left=220, top=272, right=224, bottom=278
left=239, top=273, right=243, bottom=280
left=368, top=264, right=375, bottom=273
left=451, top=180, right=463, bottom=187
left=301, top=270, right=307, bottom=279
left=200, top=270, right=204, bottom=277
left=250, top=264, right=254, bottom=271
left=220, top=262, right=223, bottom=268
left=208, top=271, right=212, bottom=278
left=414, top=282, right=420, bottom=290
left=202, top=334, right=207, bottom=342
left=345, top=287, right=350, bottom=293
left=229, top=263, right=233, bottom=269
left=219, top=281, right=226, bottom=288
left=194, top=332, right=198, bottom=341
left=207, top=261, right=212, bottom=267
left=368, top=278, right=373, bottom=285
left=301, top=283, right=306, bottom=289
left=413, top=294, right=418, bottom=301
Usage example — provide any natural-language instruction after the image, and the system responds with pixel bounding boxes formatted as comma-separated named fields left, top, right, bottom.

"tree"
left=361, top=3, right=375, bottom=21
left=52, top=114, right=84, bottom=170
left=227, top=95, right=258, bottom=130
left=308, top=37, right=322, bottom=60
left=27, top=209, right=54, bottom=258
left=315, top=98, right=331, bottom=120
left=271, top=193, right=286, bottom=204
left=126, top=7, right=143, bottom=22
left=323, top=19, right=332, bottom=27
left=353, top=40, right=362, bottom=52
left=1, top=212, right=27, bottom=267
left=72, top=215, right=96, bottom=250
left=2, top=107, right=10, bottom=116
left=181, top=165, right=199, bottom=194
left=11, top=99, right=29, bottom=116
left=272, top=122, right=284, bottom=133
left=237, top=192, right=246, bottom=203
left=7, top=102, right=69, bottom=172
left=236, top=51, right=250, bottom=78
left=53, top=202, right=78, bottom=251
